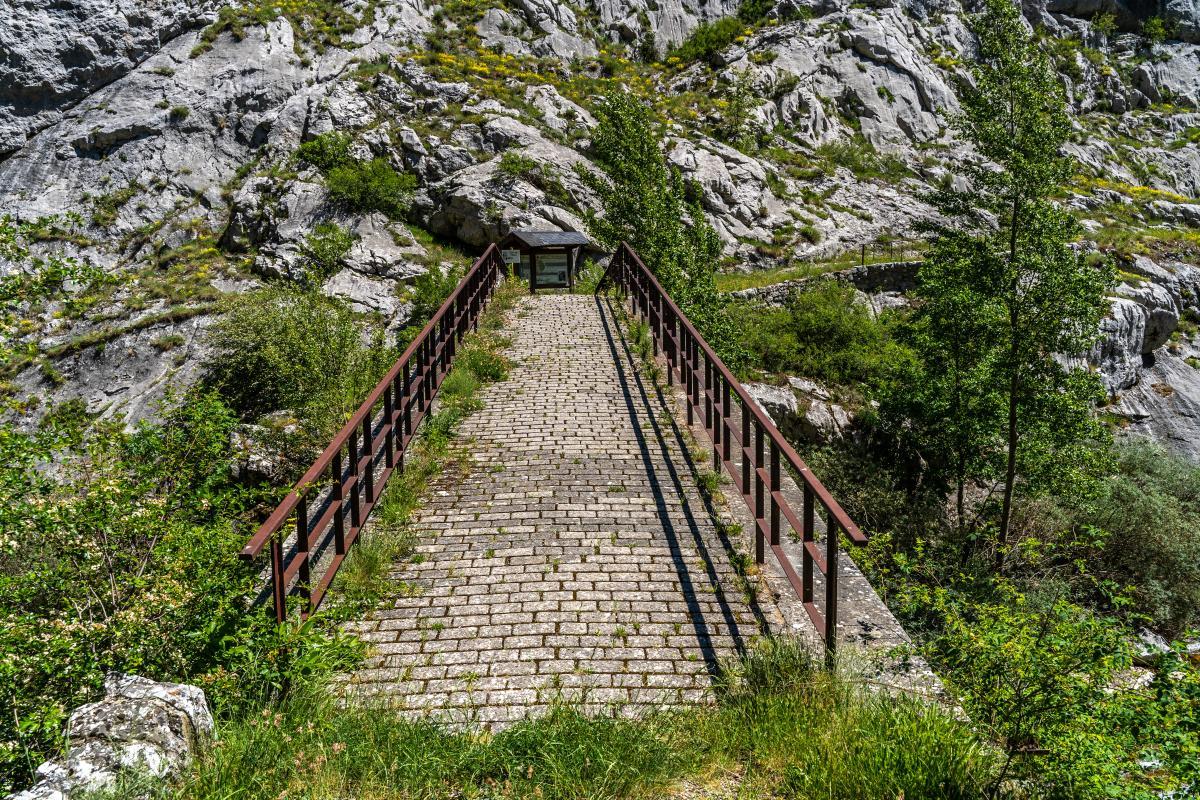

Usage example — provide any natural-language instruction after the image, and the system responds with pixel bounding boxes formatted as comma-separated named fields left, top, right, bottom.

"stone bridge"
left=329, top=291, right=935, bottom=724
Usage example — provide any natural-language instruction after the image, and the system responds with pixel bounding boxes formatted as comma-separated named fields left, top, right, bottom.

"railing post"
left=769, top=442, right=780, bottom=548
left=690, top=336, right=700, bottom=423
left=296, top=493, right=311, bottom=611
left=402, top=359, right=412, bottom=463
left=422, top=336, right=433, bottom=410
left=361, top=412, right=374, bottom=506
left=270, top=533, right=286, bottom=624
left=754, top=421, right=764, bottom=564
left=710, top=368, right=720, bottom=470
left=740, top=400, right=750, bottom=497
left=721, top=381, right=731, bottom=467
left=652, top=292, right=660, bottom=358
left=384, top=385, right=395, bottom=469
left=802, top=484, right=814, bottom=606
left=704, top=357, right=713, bottom=437
left=332, top=451, right=346, bottom=555
left=684, top=331, right=694, bottom=426
left=825, top=511, right=839, bottom=661
left=349, top=429, right=361, bottom=530
left=665, top=308, right=675, bottom=387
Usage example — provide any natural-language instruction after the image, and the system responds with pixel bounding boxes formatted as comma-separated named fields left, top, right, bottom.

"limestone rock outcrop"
left=9, top=675, right=213, bottom=800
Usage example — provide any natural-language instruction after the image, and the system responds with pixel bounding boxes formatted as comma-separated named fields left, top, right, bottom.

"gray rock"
left=530, top=31, right=599, bottom=60
left=0, top=0, right=219, bottom=156
left=744, top=379, right=854, bottom=444
left=343, top=214, right=427, bottom=281
left=10, top=674, right=212, bottom=800
left=322, top=269, right=411, bottom=331
left=477, top=8, right=531, bottom=55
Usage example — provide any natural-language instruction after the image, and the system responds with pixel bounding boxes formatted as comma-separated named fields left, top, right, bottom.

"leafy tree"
left=577, top=93, right=742, bottom=367
left=1092, top=11, right=1116, bottom=41
left=912, top=0, right=1114, bottom=562
left=715, top=70, right=762, bottom=152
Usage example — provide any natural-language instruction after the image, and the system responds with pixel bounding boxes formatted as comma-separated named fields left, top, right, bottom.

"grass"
left=190, top=0, right=369, bottom=57
left=90, top=182, right=142, bottom=227
left=332, top=277, right=524, bottom=610
left=176, top=638, right=994, bottom=800
left=714, top=241, right=923, bottom=293
left=3, top=303, right=218, bottom=379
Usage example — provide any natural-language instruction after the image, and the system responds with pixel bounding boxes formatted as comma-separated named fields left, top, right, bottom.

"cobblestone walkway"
left=341, top=293, right=773, bottom=725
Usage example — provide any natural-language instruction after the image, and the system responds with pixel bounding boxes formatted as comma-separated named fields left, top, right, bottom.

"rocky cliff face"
left=1, top=0, right=1198, bottom=457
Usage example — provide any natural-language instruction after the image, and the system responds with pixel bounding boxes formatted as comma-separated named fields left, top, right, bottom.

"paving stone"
left=343, top=294, right=776, bottom=727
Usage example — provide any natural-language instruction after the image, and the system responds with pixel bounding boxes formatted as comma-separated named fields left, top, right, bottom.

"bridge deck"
left=339, top=293, right=779, bottom=724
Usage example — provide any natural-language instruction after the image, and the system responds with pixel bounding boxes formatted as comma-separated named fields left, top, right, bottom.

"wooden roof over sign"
left=503, top=230, right=591, bottom=248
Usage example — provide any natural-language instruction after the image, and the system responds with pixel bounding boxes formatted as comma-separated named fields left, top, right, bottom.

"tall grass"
left=177, top=638, right=995, bottom=800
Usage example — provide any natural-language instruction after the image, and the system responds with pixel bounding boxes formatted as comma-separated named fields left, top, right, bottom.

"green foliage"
left=191, top=0, right=366, bottom=57
left=1075, top=440, right=1200, bottom=636
left=814, top=137, right=910, bottom=183
left=296, top=132, right=353, bottom=172
left=934, top=590, right=1134, bottom=795
left=497, top=149, right=539, bottom=179
left=668, top=17, right=746, bottom=65
left=578, top=93, right=743, bottom=368
left=1143, top=15, right=1169, bottom=44
left=733, top=282, right=914, bottom=388
left=325, top=158, right=416, bottom=219
left=90, top=183, right=141, bottom=227
left=1092, top=11, right=1117, bottom=40
left=179, top=637, right=992, bottom=799
left=295, top=134, right=415, bottom=218
left=300, top=221, right=357, bottom=285
left=398, top=262, right=465, bottom=346
left=203, top=287, right=393, bottom=439
left=169, top=105, right=191, bottom=122
left=0, top=215, right=105, bottom=373
left=911, top=0, right=1115, bottom=553
left=0, top=392, right=362, bottom=792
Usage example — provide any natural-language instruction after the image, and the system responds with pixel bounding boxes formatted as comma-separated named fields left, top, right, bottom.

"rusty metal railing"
left=599, top=242, right=869, bottom=653
left=242, top=244, right=506, bottom=622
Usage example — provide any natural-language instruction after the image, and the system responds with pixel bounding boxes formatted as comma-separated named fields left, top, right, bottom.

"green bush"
left=203, top=287, right=393, bottom=438
left=0, top=393, right=364, bottom=793
left=733, top=281, right=914, bottom=388
left=296, top=131, right=353, bottom=172
left=668, top=17, right=745, bottom=65
left=397, top=263, right=465, bottom=347
left=325, top=158, right=416, bottom=219
left=1081, top=440, right=1200, bottom=636
left=301, top=221, right=357, bottom=285
left=497, top=149, right=539, bottom=179
left=815, top=137, right=911, bottom=183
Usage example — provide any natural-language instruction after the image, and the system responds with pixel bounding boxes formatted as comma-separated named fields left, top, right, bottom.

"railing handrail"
left=610, top=242, right=865, bottom=544
left=600, top=241, right=869, bottom=653
left=242, top=244, right=501, bottom=561
left=241, top=244, right=505, bottom=623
